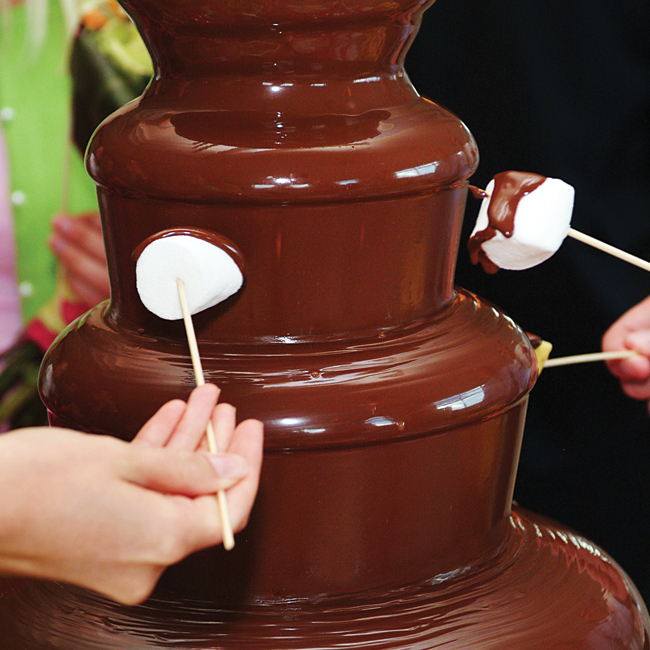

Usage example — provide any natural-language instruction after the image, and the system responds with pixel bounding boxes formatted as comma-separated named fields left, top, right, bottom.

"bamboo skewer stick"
left=544, top=349, right=638, bottom=368
left=176, top=278, right=235, bottom=550
left=567, top=228, right=650, bottom=273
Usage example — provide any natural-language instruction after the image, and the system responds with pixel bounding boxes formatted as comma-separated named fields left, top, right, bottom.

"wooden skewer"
left=567, top=228, right=650, bottom=273
left=176, top=278, right=235, bottom=551
left=544, top=349, right=638, bottom=368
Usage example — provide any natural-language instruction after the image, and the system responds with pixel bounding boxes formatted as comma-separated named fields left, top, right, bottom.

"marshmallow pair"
left=470, top=175, right=575, bottom=271
left=136, top=234, right=244, bottom=320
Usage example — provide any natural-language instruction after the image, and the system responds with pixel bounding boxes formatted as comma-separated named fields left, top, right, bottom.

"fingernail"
left=53, top=215, right=72, bottom=233
left=207, top=454, right=248, bottom=479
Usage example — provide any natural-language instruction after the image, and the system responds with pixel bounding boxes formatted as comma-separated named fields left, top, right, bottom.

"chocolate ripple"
left=1, top=508, right=647, bottom=649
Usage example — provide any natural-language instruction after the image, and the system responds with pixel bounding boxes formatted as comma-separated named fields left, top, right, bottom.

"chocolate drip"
left=468, top=171, right=547, bottom=272
left=468, top=185, right=488, bottom=199
left=467, top=227, right=501, bottom=274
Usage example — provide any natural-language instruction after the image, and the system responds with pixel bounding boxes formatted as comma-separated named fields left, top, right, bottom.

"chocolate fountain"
left=1, top=0, right=648, bottom=647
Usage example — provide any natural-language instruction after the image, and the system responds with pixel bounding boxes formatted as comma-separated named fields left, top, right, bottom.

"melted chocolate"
left=17, top=1, right=647, bottom=648
left=526, top=332, right=543, bottom=349
left=468, top=184, right=488, bottom=199
left=131, top=227, right=246, bottom=277
left=1, top=508, right=647, bottom=648
left=468, top=171, right=547, bottom=273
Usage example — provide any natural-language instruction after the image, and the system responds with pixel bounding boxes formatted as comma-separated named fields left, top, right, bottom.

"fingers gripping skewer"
left=177, top=278, right=235, bottom=550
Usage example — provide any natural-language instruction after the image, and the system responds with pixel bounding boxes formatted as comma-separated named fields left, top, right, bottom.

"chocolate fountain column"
left=41, top=0, right=514, bottom=599
left=3, top=0, right=643, bottom=647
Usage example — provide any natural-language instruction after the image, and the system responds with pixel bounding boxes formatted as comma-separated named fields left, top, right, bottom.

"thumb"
left=124, top=446, right=249, bottom=496
left=626, top=330, right=650, bottom=356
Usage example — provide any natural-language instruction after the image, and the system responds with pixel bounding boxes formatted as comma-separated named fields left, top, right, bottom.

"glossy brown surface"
left=42, top=290, right=534, bottom=446
left=1, top=508, right=648, bottom=648
left=43, top=290, right=533, bottom=601
left=28, top=0, right=650, bottom=647
left=83, top=0, right=477, bottom=342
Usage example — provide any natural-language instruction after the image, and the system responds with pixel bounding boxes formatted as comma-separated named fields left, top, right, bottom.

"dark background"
left=406, top=0, right=650, bottom=600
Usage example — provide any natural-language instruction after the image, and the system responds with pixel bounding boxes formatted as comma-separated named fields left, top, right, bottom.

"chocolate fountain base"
left=1, top=507, right=647, bottom=649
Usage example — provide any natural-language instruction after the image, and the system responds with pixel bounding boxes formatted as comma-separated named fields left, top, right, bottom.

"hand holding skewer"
left=602, top=295, right=650, bottom=414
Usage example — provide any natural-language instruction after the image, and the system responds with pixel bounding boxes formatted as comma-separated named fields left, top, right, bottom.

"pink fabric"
left=0, top=126, right=22, bottom=354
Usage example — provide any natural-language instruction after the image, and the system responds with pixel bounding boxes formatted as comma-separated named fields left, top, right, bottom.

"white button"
left=11, top=190, right=26, bottom=206
left=0, top=107, right=15, bottom=122
left=18, top=281, right=33, bottom=297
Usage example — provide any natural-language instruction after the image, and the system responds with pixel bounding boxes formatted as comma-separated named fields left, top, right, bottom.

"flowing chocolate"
left=468, top=184, right=489, bottom=199
left=5, top=1, right=644, bottom=648
left=0, top=507, right=646, bottom=648
left=468, top=171, right=547, bottom=272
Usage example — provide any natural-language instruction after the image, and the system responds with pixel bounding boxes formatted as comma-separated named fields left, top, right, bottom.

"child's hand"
left=0, top=384, right=263, bottom=604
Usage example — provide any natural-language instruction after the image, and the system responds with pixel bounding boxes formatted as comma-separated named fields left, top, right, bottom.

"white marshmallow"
left=471, top=177, right=574, bottom=270
left=136, top=235, right=244, bottom=320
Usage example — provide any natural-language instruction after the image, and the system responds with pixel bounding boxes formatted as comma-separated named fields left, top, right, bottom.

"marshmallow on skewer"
left=136, top=234, right=244, bottom=320
left=135, top=232, right=243, bottom=550
left=469, top=171, right=650, bottom=274
left=468, top=172, right=574, bottom=273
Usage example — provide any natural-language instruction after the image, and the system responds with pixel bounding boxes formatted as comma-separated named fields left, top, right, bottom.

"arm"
left=0, top=384, right=263, bottom=604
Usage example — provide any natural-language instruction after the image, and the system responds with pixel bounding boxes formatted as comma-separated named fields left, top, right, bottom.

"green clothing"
left=0, top=0, right=98, bottom=323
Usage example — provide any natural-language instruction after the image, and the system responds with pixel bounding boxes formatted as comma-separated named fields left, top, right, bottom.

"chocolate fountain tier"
left=83, top=0, right=478, bottom=343
left=41, top=288, right=534, bottom=442
left=88, top=98, right=476, bottom=342
left=1, top=508, right=648, bottom=649
left=42, top=289, right=534, bottom=602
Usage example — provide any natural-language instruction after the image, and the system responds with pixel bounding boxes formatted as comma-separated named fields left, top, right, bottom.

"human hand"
left=0, top=384, right=263, bottom=604
left=602, top=294, right=650, bottom=411
left=49, top=212, right=111, bottom=307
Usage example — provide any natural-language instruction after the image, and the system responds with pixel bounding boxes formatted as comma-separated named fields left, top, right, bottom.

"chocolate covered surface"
left=1, top=507, right=647, bottom=648
left=3, top=0, right=645, bottom=647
